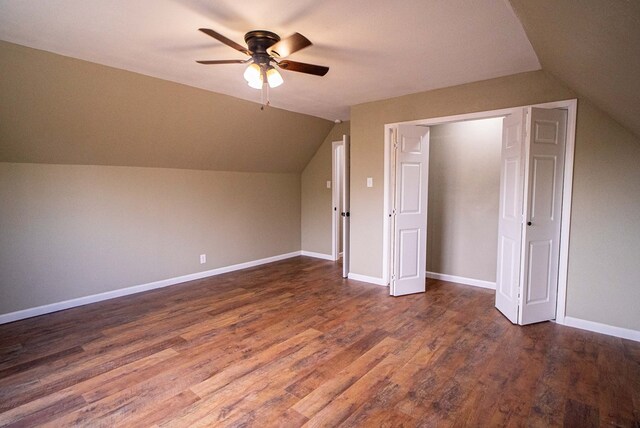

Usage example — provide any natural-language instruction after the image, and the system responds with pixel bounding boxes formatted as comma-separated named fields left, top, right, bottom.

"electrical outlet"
left=200, top=254, right=206, bottom=264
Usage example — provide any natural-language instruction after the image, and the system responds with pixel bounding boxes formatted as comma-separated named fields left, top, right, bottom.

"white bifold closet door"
left=390, top=125, right=430, bottom=296
left=496, top=107, right=567, bottom=325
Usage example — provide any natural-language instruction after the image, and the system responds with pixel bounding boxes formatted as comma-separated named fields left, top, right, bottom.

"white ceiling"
left=0, top=0, right=540, bottom=121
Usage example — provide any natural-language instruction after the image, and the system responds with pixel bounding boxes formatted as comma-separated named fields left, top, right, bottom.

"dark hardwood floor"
left=0, top=256, right=638, bottom=427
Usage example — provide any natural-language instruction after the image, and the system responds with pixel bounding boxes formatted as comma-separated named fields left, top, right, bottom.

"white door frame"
left=382, top=99, right=577, bottom=323
left=342, top=135, right=351, bottom=278
left=332, top=140, right=344, bottom=261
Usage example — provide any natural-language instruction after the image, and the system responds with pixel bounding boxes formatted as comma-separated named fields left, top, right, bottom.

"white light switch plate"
left=367, top=177, right=373, bottom=187
left=326, top=181, right=331, bottom=189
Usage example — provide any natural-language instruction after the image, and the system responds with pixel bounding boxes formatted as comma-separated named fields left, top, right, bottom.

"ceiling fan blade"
left=267, top=33, right=312, bottom=58
left=277, top=60, right=329, bottom=76
left=198, top=28, right=251, bottom=56
left=196, top=59, right=249, bottom=65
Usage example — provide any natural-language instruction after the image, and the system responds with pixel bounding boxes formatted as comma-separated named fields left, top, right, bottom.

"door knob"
left=527, top=222, right=532, bottom=226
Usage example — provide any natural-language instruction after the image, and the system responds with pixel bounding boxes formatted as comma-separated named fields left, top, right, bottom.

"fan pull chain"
left=260, top=66, right=268, bottom=110
left=266, top=81, right=271, bottom=107
left=260, top=77, right=271, bottom=110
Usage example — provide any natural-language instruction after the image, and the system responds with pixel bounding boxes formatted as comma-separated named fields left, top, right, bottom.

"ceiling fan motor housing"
left=245, top=30, right=281, bottom=64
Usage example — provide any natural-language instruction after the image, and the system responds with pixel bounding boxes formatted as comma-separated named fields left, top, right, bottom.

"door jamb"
left=331, top=140, right=344, bottom=261
left=382, top=99, right=577, bottom=323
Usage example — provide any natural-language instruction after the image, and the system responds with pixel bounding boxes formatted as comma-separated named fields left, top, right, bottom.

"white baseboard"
left=347, top=273, right=388, bottom=286
left=0, top=251, right=302, bottom=325
left=559, top=316, right=640, bottom=342
left=300, top=251, right=334, bottom=261
left=426, top=271, right=496, bottom=290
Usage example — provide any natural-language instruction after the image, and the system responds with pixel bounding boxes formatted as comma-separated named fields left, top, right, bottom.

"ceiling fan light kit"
left=197, top=28, right=329, bottom=108
left=243, top=63, right=283, bottom=89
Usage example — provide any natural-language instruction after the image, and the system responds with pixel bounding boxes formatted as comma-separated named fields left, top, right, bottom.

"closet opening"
left=382, top=100, right=577, bottom=325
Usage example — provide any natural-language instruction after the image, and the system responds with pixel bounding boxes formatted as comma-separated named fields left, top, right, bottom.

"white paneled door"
left=495, top=107, right=567, bottom=325
left=390, top=125, right=430, bottom=296
left=520, top=107, right=567, bottom=324
left=495, top=108, right=526, bottom=323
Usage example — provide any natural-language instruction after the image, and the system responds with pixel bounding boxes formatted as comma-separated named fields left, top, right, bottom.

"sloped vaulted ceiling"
left=0, top=0, right=542, bottom=172
left=5, top=1, right=639, bottom=171
left=0, top=41, right=333, bottom=173
left=509, top=0, right=640, bottom=138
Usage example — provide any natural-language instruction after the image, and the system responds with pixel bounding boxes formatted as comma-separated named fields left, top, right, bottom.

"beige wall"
left=350, top=71, right=573, bottom=279
left=566, top=101, right=640, bottom=328
left=427, top=118, right=502, bottom=282
left=0, top=41, right=323, bottom=318
left=0, top=163, right=301, bottom=315
left=301, top=122, right=350, bottom=255
left=350, top=70, right=640, bottom=331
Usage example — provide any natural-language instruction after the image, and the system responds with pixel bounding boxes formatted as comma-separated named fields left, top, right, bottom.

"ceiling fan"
left=196, top=28, right=329, bottom=91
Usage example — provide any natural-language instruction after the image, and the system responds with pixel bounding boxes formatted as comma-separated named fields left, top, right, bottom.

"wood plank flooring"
left=0, top=256, right=638, bottom=427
